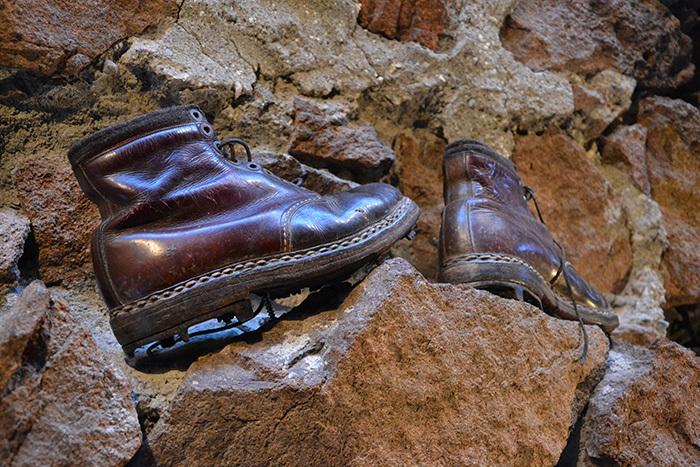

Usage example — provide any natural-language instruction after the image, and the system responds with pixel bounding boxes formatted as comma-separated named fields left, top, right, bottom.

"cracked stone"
left=0, top=281, right=141, bottom=466
left=601, top=124, right=651, bottom=195
left=255, top=151, right=359, bottom=194
left=147, top=258, right=608, bottom=466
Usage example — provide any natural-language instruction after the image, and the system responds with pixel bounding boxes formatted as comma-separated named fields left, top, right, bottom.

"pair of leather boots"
left=68, top=106, right=618, bottom=356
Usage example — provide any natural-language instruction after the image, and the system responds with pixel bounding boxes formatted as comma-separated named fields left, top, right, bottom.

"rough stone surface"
left=0, top=281, right=141, bottom=466
left=602, top=124, right=651, bottom=195
left=289, top=99, right=396, bottom=181
left=569, top=69, right=636, bottom=143
left=255, top=151, right=359, bottom=194
left=579, top=340, right=700, bottom=466
left=358, top=0, right=448, bottom=51
left=637, top=96, right=700, bottom=308
left=14, top=156, right=100, bottom=286
left=120, top=0, right=574, bottom=154
left=391, top=129, right=445, bottom=279
left=512, top=133, right=632, bottom=294
left=0, top=208, right=30, bottom=285
left=0, top=0, right=178, bottom=76
left=148, top=259, right=609, bottom=466
left=501, top=0, right=695, bottom=91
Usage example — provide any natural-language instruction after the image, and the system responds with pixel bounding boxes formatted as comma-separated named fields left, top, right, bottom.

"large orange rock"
left=358, top=0, right=448, bottom=51
left=636, top=96, right=700, bottom=308
left=147, top=258, right=609, bottom=465
left=15, top=156, right=99, bottom=286
left=0, top=0, right=177, bottom=75
left=512, top=133, right=632, bottom=294
left=501, top=0, right=694, bottom=91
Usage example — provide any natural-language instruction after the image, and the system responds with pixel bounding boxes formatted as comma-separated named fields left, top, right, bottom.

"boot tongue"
left=68, top=105, right=205, bottom=166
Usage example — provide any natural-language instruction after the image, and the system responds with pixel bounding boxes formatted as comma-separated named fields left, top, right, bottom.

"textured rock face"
left=14, top=157, right=100, bottom=286
left=637, top=97, right=700, bottom=308
left=0, top=0, right=177, bottom=75
left=602, top=124, right=651, bottom=195
left=0, top=209, right=30, bottom=287
left=289, top=99, right=396, bottom=181
left=501, top=0, right=695, bottom=91
left=148, top=259, right=609, bottom=466
left=391, top=130, right=445, bottom=279
left=0, top=281, right=141, bottom=466
left=358, top=0, right=448, bottom=51
left=579, top=340, right=700, bottom=466
left=512, top=133, right=632, bottom=294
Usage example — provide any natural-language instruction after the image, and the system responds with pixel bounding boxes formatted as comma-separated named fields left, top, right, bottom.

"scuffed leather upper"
left=70, top=107, right=405, bottom=309
left=439, top=140, right=609, bottom=310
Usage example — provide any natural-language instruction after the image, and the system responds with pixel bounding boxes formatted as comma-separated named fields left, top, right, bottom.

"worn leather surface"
left=71, top=108, right=407, bottom=309
left=439, top=140, right=609, bottom=310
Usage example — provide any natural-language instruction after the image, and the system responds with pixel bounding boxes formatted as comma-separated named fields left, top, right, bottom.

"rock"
left=148, top=258, right=609, bottom=466
left=391, top=129, right=445, bottom=279
left=289, top=99, right=395, bottom=182
left=636, top=96, right=700, bottom=308
left=601, top=124, right=651, bottom=195
left=570, top=70, right=636, bottom=143
left=14, top=156, right=100, bottom=286
left=579, top=340, right=700, bottom=466
left=0, top=0, right=177, bottom=76
left=0, top=208, right=30, bottom=286
left=501, top=0, right=695, bottom=91
left=120, top=0, right=574, bottom=155
left=512, top=133, right=632, bottom=294
left=255, top=151, right=359, bottom=194
left=358, top=0, right=448, bottom=51
left=0, top=281, right=141, bottom=466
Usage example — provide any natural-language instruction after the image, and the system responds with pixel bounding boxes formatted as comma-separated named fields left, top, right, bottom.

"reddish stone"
left=601, top=124, right=651, bottom=195
left=289, top=99, right=395, bottom=182
left=512, top=133, right=632, bottom=294
left=580, top=340, right=700, bottom=466
left=636, top=97, right=700, bottom=307
left=0, top=0, right=177, bottom=76
left=391, top=130, right=445, bottom=280
left=15, top=156, right=100, bottom=285
left=501, top=0, right=694, bottom=91
left=358, top=0, right=448, bottom=51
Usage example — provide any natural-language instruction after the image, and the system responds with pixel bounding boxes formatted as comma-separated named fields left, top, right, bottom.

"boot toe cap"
left=285, top=183, right=408, bottom=251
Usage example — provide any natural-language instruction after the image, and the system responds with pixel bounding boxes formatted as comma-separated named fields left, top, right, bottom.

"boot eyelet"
left=190, top=109, right=203, bottom=121
left=200, top=124, right=214, bottom=138
left=247, top=162, right=259, bottom=170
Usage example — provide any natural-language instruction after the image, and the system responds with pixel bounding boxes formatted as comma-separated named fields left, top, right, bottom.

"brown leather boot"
left=69, top=106, right=419, bottom=354
left=438, top=140, right=619, bottom=338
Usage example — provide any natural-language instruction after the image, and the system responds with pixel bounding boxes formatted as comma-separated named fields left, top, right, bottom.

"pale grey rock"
left=121, top=0, right=575, bottom=154
left=0, top=208, right=30, bottom=287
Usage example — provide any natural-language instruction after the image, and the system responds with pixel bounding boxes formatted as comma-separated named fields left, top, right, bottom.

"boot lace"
left=216, top=137, right=305, bottom=186
left=523, top=185, right=588, bottom=363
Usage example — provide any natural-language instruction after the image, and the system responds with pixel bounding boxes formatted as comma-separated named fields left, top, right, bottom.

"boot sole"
left=111, top=197, right=420, bottom=354
left=439, top=253, right=619, bottom=334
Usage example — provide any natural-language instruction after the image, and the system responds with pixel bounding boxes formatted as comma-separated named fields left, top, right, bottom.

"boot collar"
left=68, top=105, right=205, bottom=166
